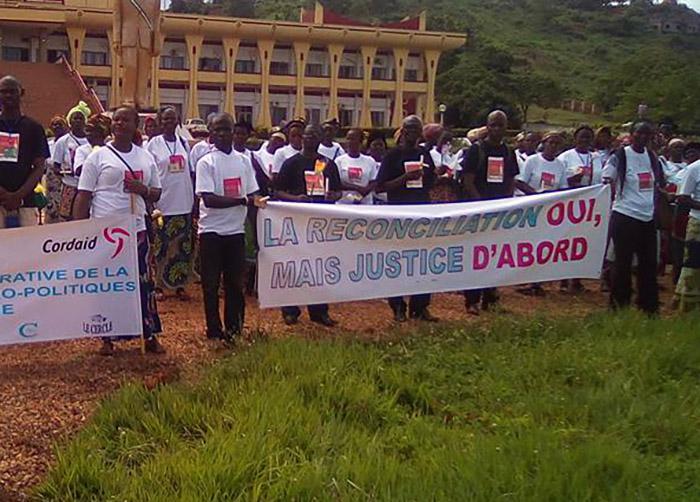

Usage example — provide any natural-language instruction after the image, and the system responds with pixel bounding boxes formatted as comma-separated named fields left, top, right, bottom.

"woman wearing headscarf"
left=53, top=101, right=91, bottom=221
left=146, top=106, right=195, bottom=301
left=45, top=116, right=68, bottom=223
left=73, top=114, right=111, bottom=179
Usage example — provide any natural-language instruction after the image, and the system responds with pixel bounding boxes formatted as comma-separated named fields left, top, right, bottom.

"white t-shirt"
left=318, top=141, right=345, bottom=161
left=53, top=133, right=89, bottom=188
left=146, top=135, right=194, bottom=216
left=679, top=160, right=700, bottom=220
left=190, top=140, right=214, bottom=175
left=254, top=147, right=276, bottom=179
left=602, top=146, right=655, bottom=222
left=660, top=157, right=687, bottom=187
left=335, top=153, right=379, bottom=205
left=516, top=149, right=530, bottom=172
left=558, top=148, right=604, bottom=186
left=73, top=143, right=101, bottom=177
left=195, top=148, right=259, bottom=236
left=78, top=142, right=161, bottom=232
left=272, top=144, right=301, bottom=174
left=517, top=153, right=568, bottom=193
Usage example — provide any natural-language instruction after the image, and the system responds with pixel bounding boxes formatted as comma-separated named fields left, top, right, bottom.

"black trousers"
left=463, top=288, right=498, bottom=307
left=281, top=304, right=329, bottom=320
left=610, top=211, right=659, bottom=314
left=200, top=232, right=246, bottom=336
left=389, top=294, right=430, bottom=315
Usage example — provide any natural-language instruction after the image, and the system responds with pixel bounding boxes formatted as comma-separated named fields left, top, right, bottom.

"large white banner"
left=0, top=216, right=142, bottom=346
left=257, top=185, right=612, bottom=308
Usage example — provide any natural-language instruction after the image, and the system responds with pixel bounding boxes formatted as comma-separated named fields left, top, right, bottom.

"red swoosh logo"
left=103, top=227, right=130, bottom=259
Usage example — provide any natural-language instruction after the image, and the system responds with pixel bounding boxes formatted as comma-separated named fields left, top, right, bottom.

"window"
left=81, top=51, right=107, bottom=66
left=199, top=57, right=222, bottom=71
left=235, top=60, right=256, bottom=74
left=270, top=61, right=290, bottom=75
left=47, top=49, right=68, bottom=63
left=162, top=103, right=183, bottom=118
left=371, top=67, right=387, bottom=80
left=371, top=111, right=386, bottom=128
left=161, top=55, right=185, bottom=70
left=405, top=69, right=418, bottom=82
left=339, top=109, right=354, bottom=127
left=235, top=106, right=254, bottom=124
left=2, top=47, right=29, bottom=62
left=339, top=65, right=356, bottom=79
left=198, top=105, right=219, bottom=120
left=305, top=108, right=321, bottom=125
left=305, top=63, right=325, bottom=77
left=271, top=106, right=287, bottom=126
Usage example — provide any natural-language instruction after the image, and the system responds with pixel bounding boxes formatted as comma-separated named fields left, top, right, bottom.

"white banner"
left=257, top=185, right=612, bottom=308
left=0, top=216, right=142, bottom=346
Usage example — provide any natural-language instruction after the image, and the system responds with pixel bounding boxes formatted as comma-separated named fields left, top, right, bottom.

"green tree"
left=508, top=71, right=563, bottom=125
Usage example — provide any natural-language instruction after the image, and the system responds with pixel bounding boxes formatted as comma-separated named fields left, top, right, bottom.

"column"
left=0, top=28, right=3, bottom=62
left=327, top=44, right=344, bottom=121
left=66, top=26, right=86, bottom=71
left=293, top=41, right=310, bottom=119
left=37, top=30, right=49, bottom=63
left=391, top=47, right=409, bottom=128
left=150, top=35, right=165, bottom=109
left=223, top=37, right=240, bottom=115
left=423, top=50, right=441, bottom=124
left=257, top=39, right=274, bottom=129
left=107, top=30, right=121, bottom=108
left=359, top=45, right=376, bottom=129
left=185, top=34, right=203, bottom=119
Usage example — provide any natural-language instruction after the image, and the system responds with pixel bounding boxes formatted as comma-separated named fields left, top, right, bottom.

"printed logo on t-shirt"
left=168, top=154, right=186, bottom=174
left=348, top=167, right=363, bottom=180
left=305, top=171, right=326, bottom=196
left=638, top=172, right=653, bottom=191
left=404, top=160, right=423, bottom=189
left=314, top=159, right=327, bottom=174
left=487, top=157, right=504, bottom=183
left=223, top=178, right=242, bottom=198
left=0, top=131, right=20, bottom=163
left=540, top=172, right=555, bottom=191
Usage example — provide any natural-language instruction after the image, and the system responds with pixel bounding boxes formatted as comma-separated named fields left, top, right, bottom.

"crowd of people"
left=2, top=73, right=700, bottom=356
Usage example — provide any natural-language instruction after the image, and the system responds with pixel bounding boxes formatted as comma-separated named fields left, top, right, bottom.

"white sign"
left=257, top=185, right=612, bottom=308
left=0, top=216, right=142, bottom=346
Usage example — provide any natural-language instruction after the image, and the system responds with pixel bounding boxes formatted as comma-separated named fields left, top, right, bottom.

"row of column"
left=66, top=27, right=442, bottom=129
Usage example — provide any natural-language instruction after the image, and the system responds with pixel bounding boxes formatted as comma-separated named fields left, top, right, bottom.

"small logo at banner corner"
left=18, top=322, right=39, bottom=339
left=103, top=227, right=131, bottom=259
left=82, top=315, right=113, bottom=336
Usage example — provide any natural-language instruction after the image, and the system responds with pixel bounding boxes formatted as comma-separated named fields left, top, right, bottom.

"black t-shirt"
left=275, top=153, right=342, bottom=203
left=461, top=141, right=519, bottom=201
left=376, top=146, right=436, bottom=204
left=0, top=115, right=49, bottom=207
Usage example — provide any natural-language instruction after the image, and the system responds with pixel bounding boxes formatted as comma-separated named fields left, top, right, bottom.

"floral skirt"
left=675, top=217, right=700, bottom=312
left=44, top=170, right=63, bottom=224
left=58, top=184, right=78, bottom=221
left=152, top=213, right=194, bottom=291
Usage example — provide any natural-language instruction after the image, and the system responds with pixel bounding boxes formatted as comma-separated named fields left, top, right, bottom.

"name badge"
left=487, top=157, right=504, bottom=183
left=348, top=167, right=363, bottom=181
left=223, top=178, right=242, bottom=198
left=305, top=171, right=325, bottom=196
left=404, top=160, right=423, bottom=189
left=638, top=172, right=653, bottom=191
left=124, top=170, right=143, bottom=192
left=168, top=154, right=186, bottom=174
left=540, top=172, right=555, bottom=191
left=0, top=131, right=20, bottom=163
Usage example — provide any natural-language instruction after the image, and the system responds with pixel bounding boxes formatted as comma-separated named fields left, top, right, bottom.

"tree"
left=508, top=71, right=563, bottom=125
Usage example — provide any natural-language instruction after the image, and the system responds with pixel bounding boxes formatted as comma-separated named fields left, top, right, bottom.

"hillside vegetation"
left=170, top=0, right=700, bottom=131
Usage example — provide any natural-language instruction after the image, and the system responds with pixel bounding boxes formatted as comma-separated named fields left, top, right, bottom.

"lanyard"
left=163, top=136, right=178, bottom=156
left=576, top=150, right=591, bottom=168
left=106, top=144, right=137, bottom=176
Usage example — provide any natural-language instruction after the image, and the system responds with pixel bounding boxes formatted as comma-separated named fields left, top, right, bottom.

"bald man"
left=0, top=76, right=49, bottom=229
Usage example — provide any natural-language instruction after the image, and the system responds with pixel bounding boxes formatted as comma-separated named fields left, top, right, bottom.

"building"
left=0, top=0, right=466, bottom=128
left=650, top=0, right=700, bottom=34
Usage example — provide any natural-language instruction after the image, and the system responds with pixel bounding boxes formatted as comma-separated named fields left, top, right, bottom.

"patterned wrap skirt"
left=58, top=184, right=78, bottom=221
left=675, top=217, right=700, bottom=312
left=152, top=213, right=194, bottom=291
left=45, top=170, right=63, bottom=224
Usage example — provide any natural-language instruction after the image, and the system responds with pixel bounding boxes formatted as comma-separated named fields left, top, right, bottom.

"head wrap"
left=270, top=131, right=287, bottom=142
left=422, top=123, right=444, bottom=144
left=67, top=101, right=91, bottom=122
left=88, top=114, right=111, bottom=137
left=542, top=130, right=562, bottom=143
left=668, top=138, right=686, bottom=148
left=50, top=115, right=68, bottom=128
left=322, top=117, right=340, bottom=127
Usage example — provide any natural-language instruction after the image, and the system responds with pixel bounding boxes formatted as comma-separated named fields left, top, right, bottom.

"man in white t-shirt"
left=335, top=128, right=379, bottom=205
left=74, top=106, right=165, bottom=355
left=271, top=119, right=305, bottom=177
left=516, top=132, right=567, bottom=195
left=195, top=113, right=264, bottom=343
left=317, top=118, right=345, bottom=161
left=254, top=130, right=286, bottom=180
left=559, top=126, right=605, bottom=188
left=602, top=120, right=661, bottom=315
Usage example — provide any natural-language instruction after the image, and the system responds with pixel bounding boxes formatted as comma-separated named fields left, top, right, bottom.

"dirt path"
left=0, top=279, right=676, bottom=500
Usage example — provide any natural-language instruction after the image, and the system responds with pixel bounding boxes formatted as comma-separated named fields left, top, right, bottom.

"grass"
left=37, top=312, right=700, bottom=501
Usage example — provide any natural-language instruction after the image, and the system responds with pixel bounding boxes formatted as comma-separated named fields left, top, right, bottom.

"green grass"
left=37, top=312, right=700, bottom=501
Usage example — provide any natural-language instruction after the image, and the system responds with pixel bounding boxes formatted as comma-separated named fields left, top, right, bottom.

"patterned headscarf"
left=67, top=101, right=91, bottom=122
left=87, top=114, right=111, bottom=137
left=422, top=123, right=444, bottom=144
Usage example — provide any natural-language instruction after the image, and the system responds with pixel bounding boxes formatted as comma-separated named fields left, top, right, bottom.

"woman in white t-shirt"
left=675, top=155, right=700, bottom=311
left=271, top=120, right=305, bottom=179
left=335, top=128, right=379, bottom=205
left=74, top=106, right=165, bottom=356
left=516, top=132, right=567, bottom=195
left=53, top=102, right=90, bottom=221
left=45, top=116, right=69, bottom=224
left=146, top=107, right=195, bottom=301
left=560, top=125, right=605, bottom=188
left=73, top=114, right=111, bottom=179
left=602, top=121, right=662, bottom=315
left=318, top=118, right=345, bottom=161
left=254, top=131, right=286, bottom=180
